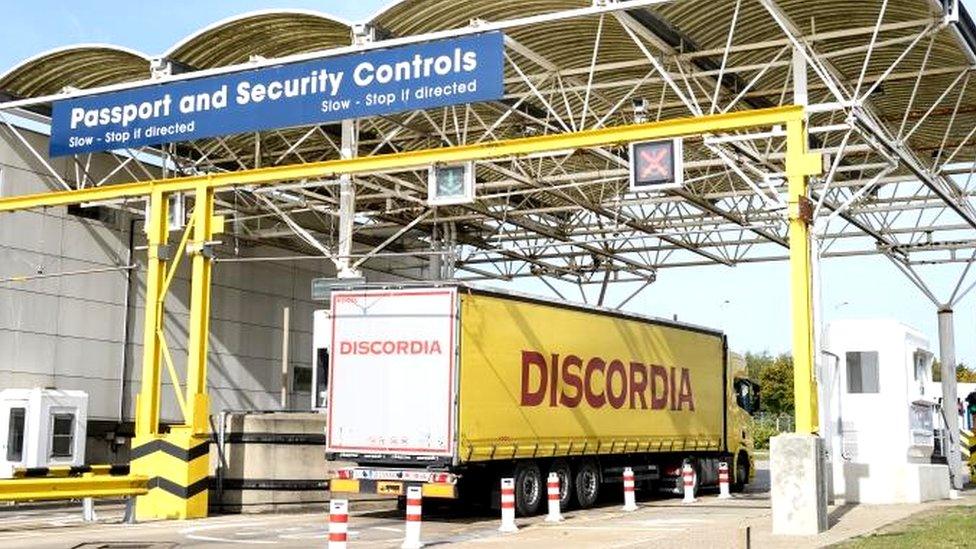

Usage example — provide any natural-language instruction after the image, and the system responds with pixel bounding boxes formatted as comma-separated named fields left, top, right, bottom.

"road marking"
left=605, top=533, right=681, bottom=548
left=630, top=518, right=708, bottom=525
left=182, top=521, right=280, bottom=545
left=549, top=526, right=686, bottom=532
left=372, top=526, right=402, bottom=532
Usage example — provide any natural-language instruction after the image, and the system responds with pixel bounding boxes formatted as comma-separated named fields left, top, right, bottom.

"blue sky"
left=1, top=1, right=974, bottom=364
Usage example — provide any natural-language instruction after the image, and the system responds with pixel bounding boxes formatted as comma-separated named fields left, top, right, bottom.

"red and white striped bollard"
left=545, top=472, right=563, bottom=522
left=681, top=463, right=697, bottom=503
left=718, top=461, right=732, bottom=499
left=499, top=477, right=518, bottom=532
left=622, top=467, right=638, bottom=511
left=401, top=485, right=423, bottom=549
left=328, top=499, right=349, bottom=549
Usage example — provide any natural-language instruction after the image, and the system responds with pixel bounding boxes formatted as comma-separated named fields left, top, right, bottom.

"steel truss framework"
left=1, top=0, right=975, bottom=312
left=1, top=0, right=975, bottom=308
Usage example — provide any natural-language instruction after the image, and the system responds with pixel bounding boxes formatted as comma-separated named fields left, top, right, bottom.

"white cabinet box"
left=0, top=388, right=88, bottom=478
left=823, top=319, right=949, bottom=504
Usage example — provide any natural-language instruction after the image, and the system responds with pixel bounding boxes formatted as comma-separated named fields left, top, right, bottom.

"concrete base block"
left=838, top=462, right=949, bottom=504
left=771, top=433, right=828, bottom=536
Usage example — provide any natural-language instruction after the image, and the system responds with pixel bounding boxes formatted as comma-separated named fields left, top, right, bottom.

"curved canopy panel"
left=166, top=10, right=353, bottom=70
left=371, top=0, right=589, bottom=36
left=0, top=44, right=150, bottom=99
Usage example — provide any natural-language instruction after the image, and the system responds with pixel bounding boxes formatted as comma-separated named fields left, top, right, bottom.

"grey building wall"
left=0, top=124, right=332, bottom=430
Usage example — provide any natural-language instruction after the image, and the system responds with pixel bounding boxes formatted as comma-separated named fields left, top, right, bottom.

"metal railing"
left=0, top=464, right=148, bottom=522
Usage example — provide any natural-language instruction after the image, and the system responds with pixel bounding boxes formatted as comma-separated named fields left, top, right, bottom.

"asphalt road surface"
left=1, top=464, right=971, bottom=548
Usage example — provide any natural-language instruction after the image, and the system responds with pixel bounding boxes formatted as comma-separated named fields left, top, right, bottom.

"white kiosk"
left=0, top=388, right=88, bottom=478
left=311, top=309, right=331, bottom=411
left=823, top=319, right=950, bottom=504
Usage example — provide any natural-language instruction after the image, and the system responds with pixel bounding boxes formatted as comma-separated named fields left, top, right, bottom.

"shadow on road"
left=828, top=503, right=858, bottom=527
left=355, top=477, right=772, bottom=523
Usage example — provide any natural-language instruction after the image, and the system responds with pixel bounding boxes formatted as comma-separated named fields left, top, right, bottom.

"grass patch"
left=835, top=506, right=976, bottom=548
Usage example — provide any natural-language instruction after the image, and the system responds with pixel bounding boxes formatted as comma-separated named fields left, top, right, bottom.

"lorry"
left=325, top=285, right=758, bottom=514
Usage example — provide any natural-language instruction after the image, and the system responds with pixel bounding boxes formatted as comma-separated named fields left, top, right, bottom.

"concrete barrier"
left=771, top=433, right=827, bottom=535
left=212, top=412, right=330, bottom=513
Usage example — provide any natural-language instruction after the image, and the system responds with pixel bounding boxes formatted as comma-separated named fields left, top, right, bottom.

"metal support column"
left=786, top=117, right=822, bottom=434
left=430, top=223, right=442, bottom=280
left=337, top=119, right=360, bottom=278
left=938, top=307, right=963, bottom=489
left=133, top=191, right=168, bottom=437
left=788, top=45, right=822, bottom=434
left=132, top=185, right=221, bottom=520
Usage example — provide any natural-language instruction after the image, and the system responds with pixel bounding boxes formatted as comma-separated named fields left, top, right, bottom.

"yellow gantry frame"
left=0, top=105, right=821, bottom=518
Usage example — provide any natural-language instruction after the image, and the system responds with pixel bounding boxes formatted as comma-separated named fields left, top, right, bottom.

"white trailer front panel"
left=326, top=289, right=456, bottom=458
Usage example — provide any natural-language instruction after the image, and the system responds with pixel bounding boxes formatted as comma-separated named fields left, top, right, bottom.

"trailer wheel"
left=733, top=453, right=749, bottom=492
left=574, top=459, right=600, bottom=509
left=549, top=459, right=573, bottom=509
left=513, top=462, right=543, bottom=516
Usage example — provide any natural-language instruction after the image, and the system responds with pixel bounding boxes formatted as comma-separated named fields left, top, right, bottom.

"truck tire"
left=574, top=459, right=600, bottom=509
left=732, top=453, right=749, bottom=492
left=549, top=459, right=573, bottom=509
left=513, top=462, right=543, bottom=516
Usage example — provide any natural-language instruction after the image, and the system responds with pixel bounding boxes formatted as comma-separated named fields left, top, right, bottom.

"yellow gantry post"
left=785, top=118, right=823, bottom=434
left=186, top=183, right=220, bottom=434
left=131, top=186, right=221, bottom=520
left=133, top=191, right=168, bottom=437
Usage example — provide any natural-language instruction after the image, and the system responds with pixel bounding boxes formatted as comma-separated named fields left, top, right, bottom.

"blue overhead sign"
left=49, top=32, right=505, bottom=157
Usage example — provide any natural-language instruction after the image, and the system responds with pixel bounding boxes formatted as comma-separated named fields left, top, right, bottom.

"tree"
left=932, top=360, right=976, bottom=382
left=745, top=351, right=794, bottom=415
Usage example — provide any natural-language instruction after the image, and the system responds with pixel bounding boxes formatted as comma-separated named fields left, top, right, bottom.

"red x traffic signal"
left=629, top=138, right=684, bottom=191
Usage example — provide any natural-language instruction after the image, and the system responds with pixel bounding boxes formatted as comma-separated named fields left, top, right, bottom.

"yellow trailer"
left=327, top=285, right=758, bottom=514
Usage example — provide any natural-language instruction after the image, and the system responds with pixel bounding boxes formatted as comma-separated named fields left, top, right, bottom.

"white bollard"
left=329, top=499, right=349, bottom=549
left=622, top=467, right=638, bottom=511
left=681, top=463, right=697, bottom=504
left=401, top=486, right=424, bottom=549
left=718, top=462, right=732, bottom=499
left=82, top=497, right=96, bottom=522
left=499, top=477, right=518, bottom=532
left=545, top=472, right=564, bottom=522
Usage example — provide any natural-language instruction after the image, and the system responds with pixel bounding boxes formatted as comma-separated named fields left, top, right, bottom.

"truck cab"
left=728, top=352, right=760, bottom=488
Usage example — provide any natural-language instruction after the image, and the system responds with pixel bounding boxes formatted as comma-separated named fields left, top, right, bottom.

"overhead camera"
left=632, top=98, right=648, bottom=124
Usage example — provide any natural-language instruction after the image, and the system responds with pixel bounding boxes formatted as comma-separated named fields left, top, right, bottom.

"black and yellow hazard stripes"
left=131, top=426, right=210, bottom=519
